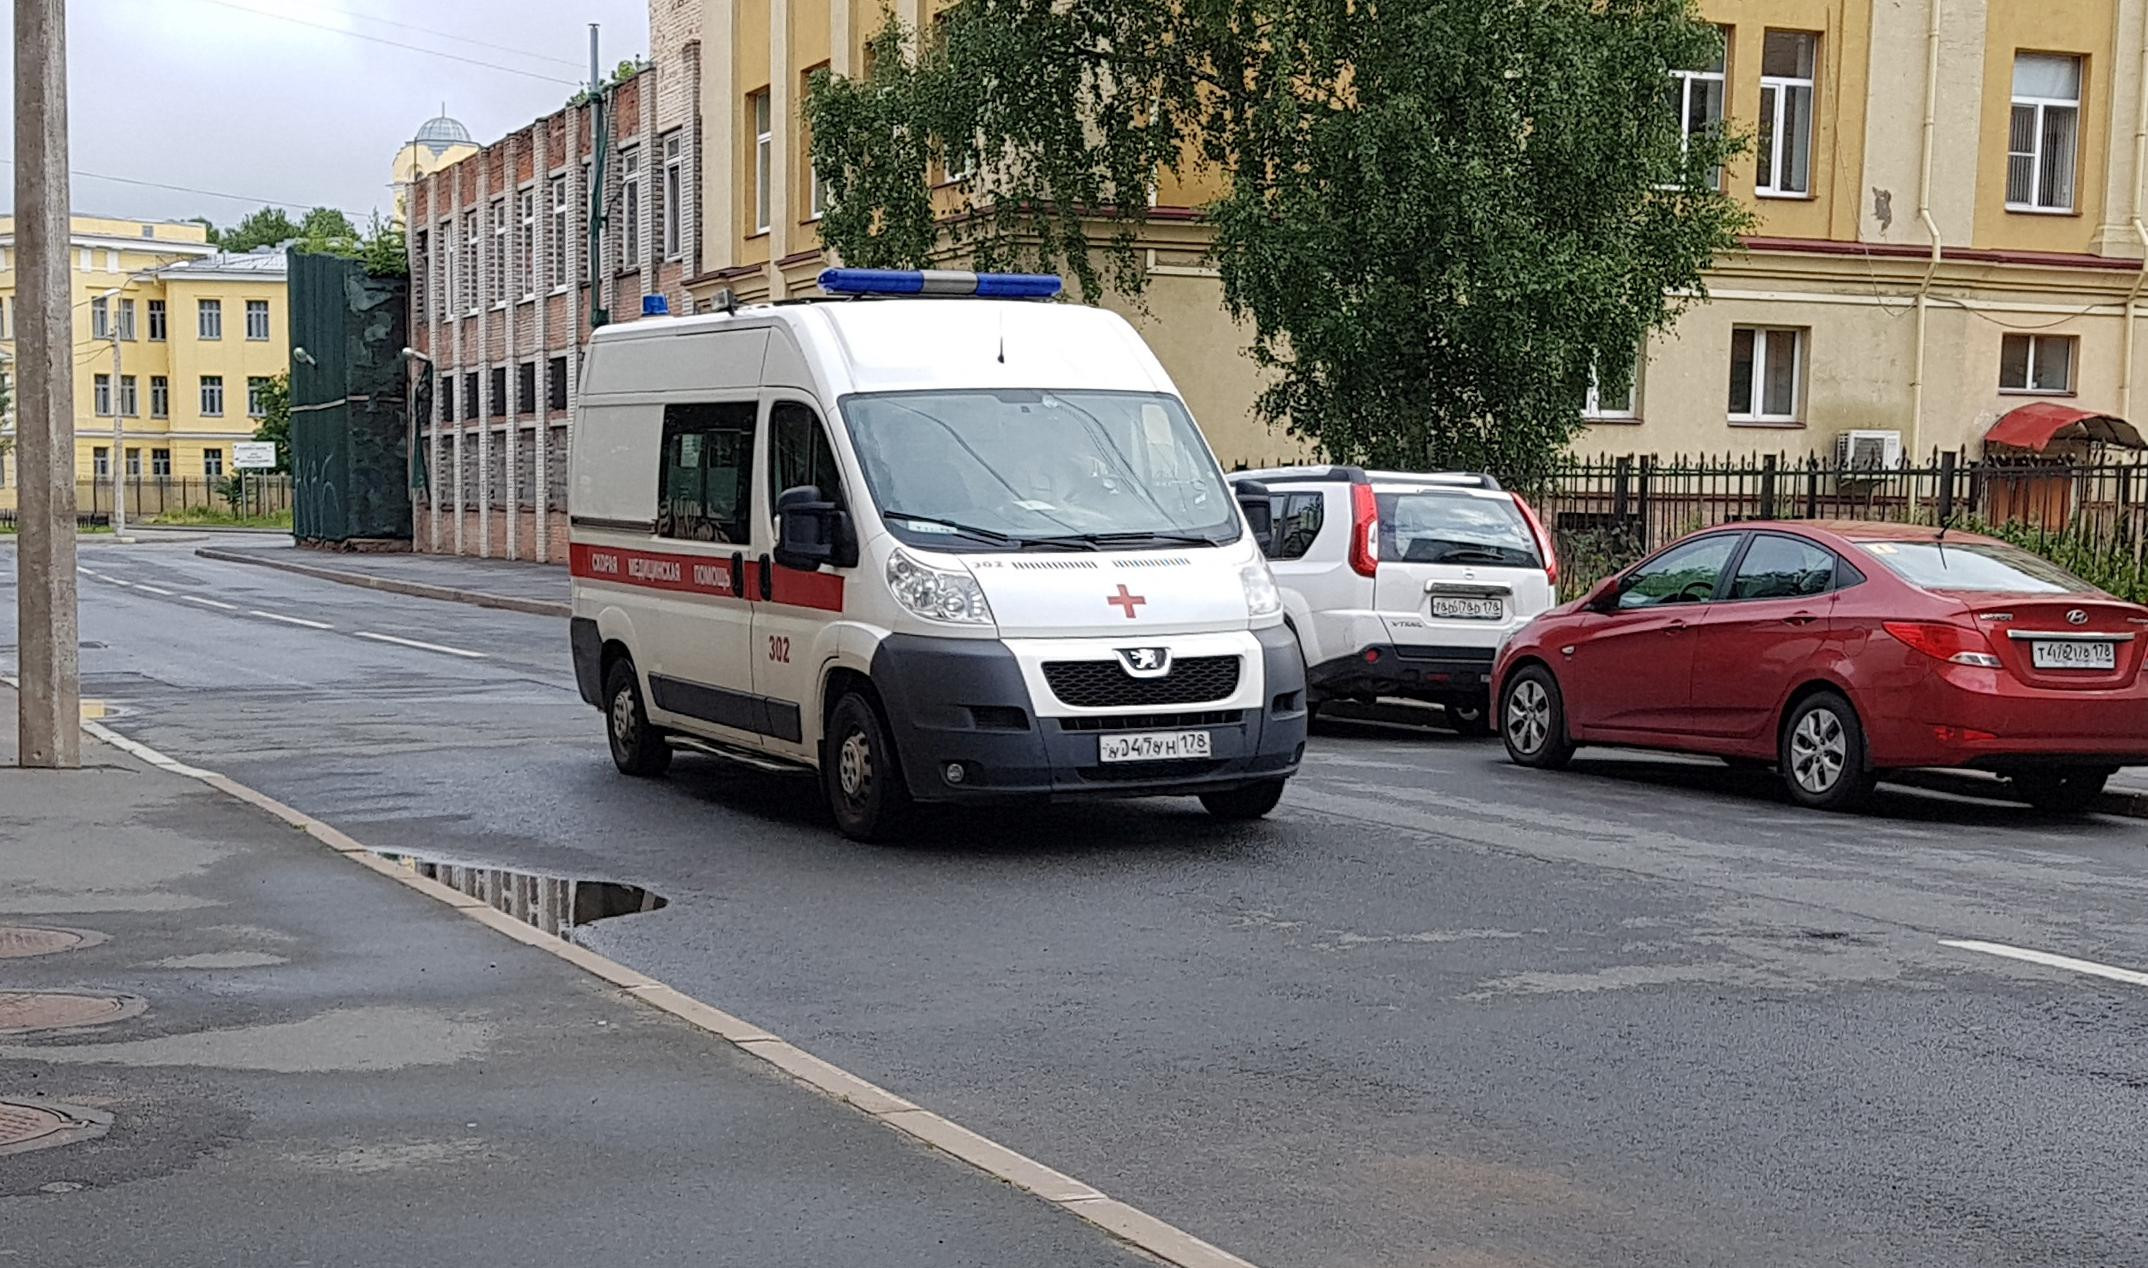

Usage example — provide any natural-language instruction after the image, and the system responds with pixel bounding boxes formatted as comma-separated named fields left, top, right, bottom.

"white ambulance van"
left=566, top=269, right=1308, bottom=840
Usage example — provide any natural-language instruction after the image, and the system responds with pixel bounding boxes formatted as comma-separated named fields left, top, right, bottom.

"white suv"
left=1235, top=466, right=1559, bottom=733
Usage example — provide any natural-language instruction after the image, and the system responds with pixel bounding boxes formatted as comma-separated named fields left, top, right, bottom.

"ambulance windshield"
left=841, top=389, right=1242, bottom=551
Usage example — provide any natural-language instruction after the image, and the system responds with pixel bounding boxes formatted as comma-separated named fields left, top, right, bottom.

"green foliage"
left=146, top=502, right=293, bottom=530
left=214, top=207, right=301, bottom=252
left=1957, top=517, right=2148, bottom=604
left=299, top=208, right=358, bottom=241
left=804, top=0, right=1753, bottom=485
left=253, top=372, right=292, bottom=473
left=206, top=207, right=399, bottom=273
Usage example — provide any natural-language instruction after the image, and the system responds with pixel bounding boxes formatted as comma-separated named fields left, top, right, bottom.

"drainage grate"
left=0, top=1100, right=114, bottom=1158
left=0, top=927, right=106, bottom=960
left=0, top=990, right=148, bottom=1035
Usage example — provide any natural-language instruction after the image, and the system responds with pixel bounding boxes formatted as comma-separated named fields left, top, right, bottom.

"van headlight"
left=888, top=548, right=994, bottom=625
left=1240, top=562, right=1281, bottom=618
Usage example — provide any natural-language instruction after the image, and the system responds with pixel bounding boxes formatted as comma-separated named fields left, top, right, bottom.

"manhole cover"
left=0, top=927, right=107, bottom=959
left=0, top=990, right=147, bottom=1035
left=0, top=1100, right=113, bottom=1157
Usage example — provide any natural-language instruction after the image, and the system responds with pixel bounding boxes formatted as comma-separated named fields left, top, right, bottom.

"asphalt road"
left=7, top=537, right=2148, bottom=1268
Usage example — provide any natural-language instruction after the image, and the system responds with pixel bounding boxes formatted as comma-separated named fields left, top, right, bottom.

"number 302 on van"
left=565, top=269, right=1309, bottom=841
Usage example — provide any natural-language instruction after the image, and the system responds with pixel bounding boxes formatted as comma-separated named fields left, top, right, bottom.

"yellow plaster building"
left=679, top=0, right=2148, bottom=466
left=0, top=215, right=289, bottom=510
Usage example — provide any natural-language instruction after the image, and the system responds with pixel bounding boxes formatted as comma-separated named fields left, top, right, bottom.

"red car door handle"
left=1782, top=613, right=1817, bottom=625
left=1663, top=621, right=1688, bottom=632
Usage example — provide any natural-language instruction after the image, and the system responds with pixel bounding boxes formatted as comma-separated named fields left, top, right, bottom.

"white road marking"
left=355, top=631, right=488, bottom=659
left=181, top=595, right=240, bottom=611
left=133, top=584, right=174, bottom=596
left=78, top=567, right=99, bottom=577
left=250, top=610, right=333, bottom=630
left=1940, top=939, right=2148, bottom=989
left=105, top=578, right=136, bottom=589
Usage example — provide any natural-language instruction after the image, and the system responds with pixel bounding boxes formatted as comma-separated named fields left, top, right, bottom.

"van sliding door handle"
left=757, top=554, right=774, bottom=601
left=730, top=552, right=745, bottom=596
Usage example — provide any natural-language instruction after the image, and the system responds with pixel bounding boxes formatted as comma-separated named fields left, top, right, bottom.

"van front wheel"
left=824, top=691, right=914, bottom=842
left=605, top=659, right=672, bottom=778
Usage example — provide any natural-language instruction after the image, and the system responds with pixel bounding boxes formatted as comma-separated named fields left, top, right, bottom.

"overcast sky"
left=1, top=0, right=648, bottom=227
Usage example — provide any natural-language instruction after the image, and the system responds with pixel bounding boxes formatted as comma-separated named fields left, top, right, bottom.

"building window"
left=439, top=374, right=454, bottom=422
left=2009, top=54, right=2083, bottom=212
left=246, top=299, right=270, bottom=340
left=518, top=188, right=538, bottom=300
left=1585, top=357, right=1640, bottom=421
left=147, top=298, right=166, bottom=341
left=92, top=447, right=110, bottom=478
left=198, top=298, right=223, bottom=340
left=548, top=356, right=568, bottom=411
left=1669, top=28, right=1728, bottom=188
left=661, top=132, right=684, bottom=260
left=90, top=296, right=110, bottom=340
left=204, top=448, right=225, bottom=478
left=1728, top=326, right=1804, bottom=423
left=248, top=376, right=272, bottom=418
left=463, top=371, right=479, bottom=420
left=620, top=147, right=643, bottom=269
left=439, top=219, right=456, bottom=318
left=517, top=361, right=537, bottom=414
left=2000, top=333, right=2076, bottom=393
left=463, top=210, right=481, bottom=312
left=751, top=89, right=773, bottom=234
left=804, top=65, right=834, bottom=220
left=413, top=229, right=429, bottom=317
left=118, top=298, right=137, bottom=341
left=0, top=296, right=9, bottom=340
left=201, top=374, right=225, bottom=417
left=93, top=373, right=112, bottom=416
left=490, top=366, right=509, bottom=417
left=549, top=176, right=570, bottom=290
left=151, top=375, right=169, bottom=418
left=1757, top=33, right=1817, bottom=198
left=150, top=448, right=171, bottom=479
left=119, top=374, right=138, bottom=417
left=125, top=448, right=141, bottom=478
left=489, top=198, right=509, bottom=306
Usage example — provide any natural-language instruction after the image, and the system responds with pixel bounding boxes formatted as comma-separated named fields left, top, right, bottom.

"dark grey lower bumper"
left=868, top=627, right=1309, bottom=802
left=1308, top=643, right=1495, bottom=704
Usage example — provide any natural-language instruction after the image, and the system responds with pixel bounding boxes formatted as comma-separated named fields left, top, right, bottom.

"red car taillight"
left=1348, top=483, right=1378, bottom=578
left=1513, top=493, right=1558, bottom=586
left=1883, top=620, right=2003, bottom=668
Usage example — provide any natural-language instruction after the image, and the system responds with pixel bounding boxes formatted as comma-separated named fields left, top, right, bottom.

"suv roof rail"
left=1361, top=469, right=1504, bottom=491
left=1231, top=464, right=1370, bottom=485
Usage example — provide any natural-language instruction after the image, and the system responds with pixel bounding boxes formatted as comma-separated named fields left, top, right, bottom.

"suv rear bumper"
left=869, top=628, right=1309, bottom=801
left=1308, top=643, right=1496, bottom=705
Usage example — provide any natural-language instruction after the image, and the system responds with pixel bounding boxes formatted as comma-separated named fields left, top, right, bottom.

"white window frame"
left=662, top=133, right=684, bottom=260
left=147, top=299, right=166, bottom=341
left=1999, top=332, right=2077, bottom=394
left=245, top=299, right=270, bottom=341
left=92, top=447, right=110, bottom=478
left=124, top=448, right=141, bottom=478
left=753, top=89, right=773, bottom=235
left=438, top=219, right=456, bottom=318
left=90, top=296, right=110, bottom=340
left=1668, top=28, right=1729, bottom=190
left=549, top=176, right=570, bottom=292
left=150, top=447, right=171, bottom=479
left=248, top=376, right=272, bottom=419
left=117, top=298, right=137, bottom=341
left=2008, top=53, right=2083, bottom=213
left=93, top=373, right=112, bottom=416
left=518, top=188, right=539, bottom=300
left=1729, top=325, right=1806, bottom=424
left=204, top=448, right=225, bottom=478
left=463, top=210, right=481, bottom=313
left=1584, top=358, right=1641, bottom=421
left=620, top=147, right=643, bottom=269
left=201, top=375, right=225, bottom=417
left=489, top=197, right=510, bottom=308
left=198, top=298, right=222, bottom=341
left=118, top=374, right=137, bottom=417
left=150, top=375, right=170, bottom=418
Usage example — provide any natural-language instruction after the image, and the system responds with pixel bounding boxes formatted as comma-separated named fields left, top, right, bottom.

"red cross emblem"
left=1106, top=584, right=1146, bottom=619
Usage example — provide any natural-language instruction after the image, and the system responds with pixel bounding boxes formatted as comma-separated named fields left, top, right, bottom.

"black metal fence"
left=1537, top=452, right=2148, bottom=598
left=0, top=476, right=294, bottom=529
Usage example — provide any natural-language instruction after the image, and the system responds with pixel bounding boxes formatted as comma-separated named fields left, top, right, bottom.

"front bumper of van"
left=868, top=627, right=1309, bottom=801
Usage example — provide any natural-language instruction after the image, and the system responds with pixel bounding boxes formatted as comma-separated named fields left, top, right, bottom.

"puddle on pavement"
left=370, top=853, right=667, bottom=943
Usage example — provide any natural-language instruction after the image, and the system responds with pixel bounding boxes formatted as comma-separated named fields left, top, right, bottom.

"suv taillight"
left=1348, top=483, right=1379, bottom=578
left=1883, top=620, right=2002, bottom=668
left=1514, top=494, right=1558, bottom=586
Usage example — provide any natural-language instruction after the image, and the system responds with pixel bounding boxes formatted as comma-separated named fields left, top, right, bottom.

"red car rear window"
left=1854, top=540, right=2086, bottom=594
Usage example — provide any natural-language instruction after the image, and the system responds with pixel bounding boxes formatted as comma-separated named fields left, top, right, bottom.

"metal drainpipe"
left=2121, top=7, right=2148, bottom=421
left=1909, top=0, right=1945, bottom=462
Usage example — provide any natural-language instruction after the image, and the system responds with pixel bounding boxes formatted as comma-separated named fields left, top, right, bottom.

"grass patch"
left=143, top=505, right=293, bottom=530
left=0, top=521, right=114, bottom=535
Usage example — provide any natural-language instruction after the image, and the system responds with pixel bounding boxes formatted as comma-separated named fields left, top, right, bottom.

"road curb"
left=1889, top=768, right=2148, bottom=820
left=61, top=712, right=1261, bottom=1268
left=194, top=546, right=570, bottom=619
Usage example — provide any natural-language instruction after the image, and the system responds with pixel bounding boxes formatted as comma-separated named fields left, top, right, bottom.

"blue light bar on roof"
left=818, top=268, right=1062, bottom=299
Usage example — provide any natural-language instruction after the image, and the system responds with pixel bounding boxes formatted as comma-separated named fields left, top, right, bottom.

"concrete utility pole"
left=13, top=0, right=80, bottom=768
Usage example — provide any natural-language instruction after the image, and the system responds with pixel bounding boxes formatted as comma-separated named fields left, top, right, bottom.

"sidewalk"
left=195, top=540, right=568, bottom=616
left=0, top=694, right=1153, bottom=1268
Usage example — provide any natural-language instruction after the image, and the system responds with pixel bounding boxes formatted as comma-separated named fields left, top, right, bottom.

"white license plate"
left=1098, top=730, right=1213, bottom=763
left=2031, top=640, right=2115, bottom=671
left=1431, top=597, right=1504, bottom=620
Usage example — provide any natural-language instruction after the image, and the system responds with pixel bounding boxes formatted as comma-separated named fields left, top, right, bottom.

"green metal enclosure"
left=287, top=251, right=412, bottom=543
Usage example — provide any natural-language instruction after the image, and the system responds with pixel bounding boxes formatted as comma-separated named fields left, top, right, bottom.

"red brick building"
left=404, top=3, right=702, bottom=563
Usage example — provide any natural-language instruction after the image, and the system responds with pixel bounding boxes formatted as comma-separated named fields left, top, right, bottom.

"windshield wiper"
left=880, top=510, right=1023, bottom=546
left=1028, top=530, right=1223, bottom=549
left=1426, top=547, right=1521, bottom=565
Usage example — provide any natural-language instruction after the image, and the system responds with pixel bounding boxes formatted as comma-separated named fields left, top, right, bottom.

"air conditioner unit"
left=1835, top=429, right=1902, bottom=472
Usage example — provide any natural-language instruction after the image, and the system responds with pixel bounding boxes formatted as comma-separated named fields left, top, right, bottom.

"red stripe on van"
left=570, top=543, right=845, bottom=613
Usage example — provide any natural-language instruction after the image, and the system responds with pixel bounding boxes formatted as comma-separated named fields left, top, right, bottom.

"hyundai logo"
left=2068, top=609, right=2090, bottom=625
left=1117, top=647, right=1172, bottom=677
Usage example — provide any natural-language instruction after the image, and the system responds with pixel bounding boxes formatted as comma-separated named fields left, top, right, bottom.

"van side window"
left=657, top=402, right=756, bottom=544
left=1263, top=492, right=1325, bottom=560
left=769, top=400, right=847, bottom=511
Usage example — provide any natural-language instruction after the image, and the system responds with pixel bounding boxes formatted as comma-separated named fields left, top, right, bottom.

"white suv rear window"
left=1377, top=491, right=1542, bottom=569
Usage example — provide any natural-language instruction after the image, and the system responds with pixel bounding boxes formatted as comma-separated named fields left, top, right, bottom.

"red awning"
left=1985, top=402, right=2147, bottom=453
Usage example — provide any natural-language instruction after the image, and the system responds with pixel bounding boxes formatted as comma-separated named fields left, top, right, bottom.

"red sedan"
left=1493, top=520, right=2148, bottom=812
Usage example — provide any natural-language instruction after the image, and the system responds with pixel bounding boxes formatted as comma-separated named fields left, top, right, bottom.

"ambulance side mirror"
left=774, top=485, right=857, bottom=571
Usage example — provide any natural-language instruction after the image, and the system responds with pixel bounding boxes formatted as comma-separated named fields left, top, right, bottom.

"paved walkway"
left=0, top=690, right=1147, bottom=1268
left=194, top=540, right=568, bottom=615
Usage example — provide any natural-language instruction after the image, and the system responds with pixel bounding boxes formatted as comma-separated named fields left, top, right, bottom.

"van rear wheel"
left=824, top=690, right=914, bottom=843
left=605, top=659, right=672, bottom=778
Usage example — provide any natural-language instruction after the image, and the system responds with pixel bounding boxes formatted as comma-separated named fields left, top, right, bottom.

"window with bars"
left=490, top=198, right=510, bottom=306
left=1667, top=28, right=1728, bottom=189
left=1999, top=333, right=2076, bottom=393
left=1756, top=32, right=1817, bottom=197
left=439, top=219, right=457, bottom=317
left=463, top=371, right=479, bottom=420
left=518, top=189, right=539, bottom=300
left=490, top=366, right=509, bottom=417
left=548, top=356, right=568, bottom=411
left=620, top=148, right=643, bottom=269
left=549, top=176, right=570, bottom=290
left=517, top=361, right=537, bottom=414
left=439, top=374, right=454, bottom=422
left=1728, top=327, right=1804, bottom=423
left=462, top=211, right=481, bottom=312
left=2008, top=53, right=2082, bottom=212
left=662, top=132, right=684, bottom=259
left=414, top=229, right=429, bottom=316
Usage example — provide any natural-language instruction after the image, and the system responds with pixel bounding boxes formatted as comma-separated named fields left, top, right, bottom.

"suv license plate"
left=1099, top=731, right=1213, bottom=763
left=2031, top=640, right=2115, bottom=671
left=1431, top=597, right=1504, bottom=620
